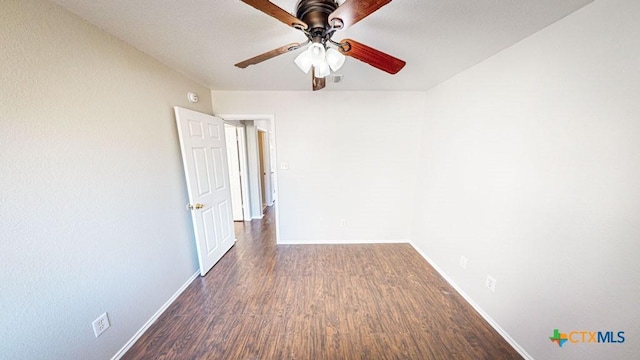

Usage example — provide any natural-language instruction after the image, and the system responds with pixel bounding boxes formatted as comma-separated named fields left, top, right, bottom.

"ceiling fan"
left=235, top=0, right=406, bottom=91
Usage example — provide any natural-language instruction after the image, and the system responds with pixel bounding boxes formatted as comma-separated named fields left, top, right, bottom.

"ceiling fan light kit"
left=294, top=42, right=324, bottom=73
left=294, top=42, right=345, bottom=76
left=236, top=0, right=406, bottom=90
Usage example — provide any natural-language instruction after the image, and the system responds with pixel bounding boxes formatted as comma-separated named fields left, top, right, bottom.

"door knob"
left=187, top=203, right=205, bottom=210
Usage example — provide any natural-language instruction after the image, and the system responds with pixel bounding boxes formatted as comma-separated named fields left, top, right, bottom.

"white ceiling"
left=51, top=0, right=594, bottom=91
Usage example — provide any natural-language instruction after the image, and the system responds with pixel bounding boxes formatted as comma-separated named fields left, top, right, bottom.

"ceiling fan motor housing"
left=235, top=0, right=407, bottom=90
left=295, top=0, right=339, bottom=38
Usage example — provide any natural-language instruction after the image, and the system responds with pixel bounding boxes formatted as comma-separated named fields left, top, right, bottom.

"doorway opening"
left=217, top=114, right=280, bottom=244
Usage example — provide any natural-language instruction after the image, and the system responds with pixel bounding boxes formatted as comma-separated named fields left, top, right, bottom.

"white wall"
left=212, top=91, right=424, bottom=243
left=0, top=0, right=212, bottom=358
left=412, top=0, right=640, bottom=359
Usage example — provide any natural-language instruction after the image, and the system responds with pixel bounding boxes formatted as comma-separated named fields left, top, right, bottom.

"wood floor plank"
left=123, top=207, right=522, bottom=359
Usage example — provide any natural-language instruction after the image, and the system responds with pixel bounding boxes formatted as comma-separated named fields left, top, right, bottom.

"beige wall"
left=412, top=0, right=640, bottom=359
left=211, top=91, right=424, bottom=243
left=1, top=0, right=212, bottom=358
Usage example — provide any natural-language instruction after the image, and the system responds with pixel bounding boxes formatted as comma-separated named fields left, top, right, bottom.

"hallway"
left=123, top=207, right=521, bottom=359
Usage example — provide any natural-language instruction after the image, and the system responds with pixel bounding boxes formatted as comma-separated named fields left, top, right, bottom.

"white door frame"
left=257, top=129, right=273, bottom=207
left=224, top=124, right=243, bottom=221
left=224, top=121, right=251, bottom=221
left=244, top=122, right=263, bottom=219
left=216, top=113, right=280, bottom=244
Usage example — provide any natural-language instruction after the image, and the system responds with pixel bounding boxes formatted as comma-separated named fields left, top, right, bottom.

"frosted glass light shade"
left=326, top=48, right=346, bottom=72
left=314, top=61, right=331, bottom=78
left=294, top=50, right=313, bottom=73
left=308, top=43, right=326, bottom=66
left=295, top=43, right=337, bottom=77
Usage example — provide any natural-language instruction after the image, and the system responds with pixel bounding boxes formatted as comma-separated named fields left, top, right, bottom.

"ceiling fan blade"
left=338, top=38, right=405, bottom=74
left=329, top=0, right=391, bottom=29
left=240, top=0, right=307, bottom=29
left=312, top=68, right=326, bottom=91
left=235, top=43, right=301, bottom=69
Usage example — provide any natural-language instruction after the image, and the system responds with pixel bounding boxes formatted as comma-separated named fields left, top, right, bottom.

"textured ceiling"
left=51, top=0, right=594, bottom=91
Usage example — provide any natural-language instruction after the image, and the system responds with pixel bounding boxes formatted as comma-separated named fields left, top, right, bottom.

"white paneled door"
left=174, top=107, right=235, bottom=276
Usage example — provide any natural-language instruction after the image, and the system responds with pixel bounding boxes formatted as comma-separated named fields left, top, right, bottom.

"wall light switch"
left=459, top=256, right=468, bottom=269
left=280, top=162, right=289, bottom=170
left=486, top=275, right=497, bottom=292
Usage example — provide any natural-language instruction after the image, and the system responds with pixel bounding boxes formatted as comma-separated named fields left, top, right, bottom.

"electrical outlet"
left=340, top=219, right=346, bottom=228
left=459, top=256, right=468, bottom=269
left=92, top=312, right=110, bottom=338
left=485, top=275, right=497, bottom=292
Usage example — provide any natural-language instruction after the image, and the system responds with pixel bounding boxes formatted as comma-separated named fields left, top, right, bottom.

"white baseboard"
left=111, top=271, right=199, bottom=360
left=409, top=242, right=534, bottom=360
left=277, top=239, right=409, bottom=245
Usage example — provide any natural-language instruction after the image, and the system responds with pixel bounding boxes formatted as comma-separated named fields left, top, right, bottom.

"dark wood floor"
left=123, top=207, right=522, bottom=359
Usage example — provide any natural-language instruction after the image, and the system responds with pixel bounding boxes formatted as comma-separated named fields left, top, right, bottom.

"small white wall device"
left=187, top=92, right=199, bottom=103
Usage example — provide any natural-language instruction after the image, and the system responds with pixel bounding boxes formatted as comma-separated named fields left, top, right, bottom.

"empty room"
left=1, top=0, right=638, bottom=359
